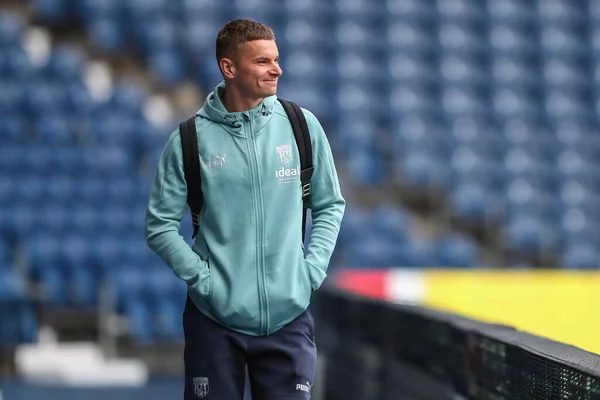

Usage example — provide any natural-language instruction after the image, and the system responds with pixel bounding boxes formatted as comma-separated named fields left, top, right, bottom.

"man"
left=145, top=19, right=345, bottom=399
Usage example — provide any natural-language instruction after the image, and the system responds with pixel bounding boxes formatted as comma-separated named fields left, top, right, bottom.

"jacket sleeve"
left=302, top=109, right=346, bottom=291
left=145, top=129, right=211, bottom=298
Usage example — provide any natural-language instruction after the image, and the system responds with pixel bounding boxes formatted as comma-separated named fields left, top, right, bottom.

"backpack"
left=179, top=98, right=313, bottom=242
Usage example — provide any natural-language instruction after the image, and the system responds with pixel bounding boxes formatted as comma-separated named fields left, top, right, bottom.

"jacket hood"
left=196, top=81, right=278, bottom=136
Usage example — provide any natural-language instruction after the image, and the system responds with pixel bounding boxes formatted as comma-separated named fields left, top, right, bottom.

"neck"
left=221, top=84, right=263, bottom=113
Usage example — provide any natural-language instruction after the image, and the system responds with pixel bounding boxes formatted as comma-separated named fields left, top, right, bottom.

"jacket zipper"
left=247, top=115, right=269, bottom=335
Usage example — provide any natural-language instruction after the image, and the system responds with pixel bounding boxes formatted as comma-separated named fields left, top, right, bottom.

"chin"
left=261, top=88, right=277, bottom=97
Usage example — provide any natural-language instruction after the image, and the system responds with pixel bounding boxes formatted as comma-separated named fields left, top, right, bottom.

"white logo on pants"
left=193, top=377, right=209, bottom=398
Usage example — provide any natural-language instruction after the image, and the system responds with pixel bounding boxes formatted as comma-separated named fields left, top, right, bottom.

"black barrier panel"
left=313, top=285, right=600, bottom=400
left=469, top=328, right=600, bottom=399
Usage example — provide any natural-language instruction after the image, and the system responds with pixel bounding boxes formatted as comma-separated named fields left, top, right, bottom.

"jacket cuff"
left=305, top=259, right=327, bottom=291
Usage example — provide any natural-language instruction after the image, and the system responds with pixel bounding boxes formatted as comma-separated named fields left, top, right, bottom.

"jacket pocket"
left=187, top=258, right=212, bottom=300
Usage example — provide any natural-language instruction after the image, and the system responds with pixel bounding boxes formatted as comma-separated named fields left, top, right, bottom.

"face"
left=221, top=39, right=282, bottom=99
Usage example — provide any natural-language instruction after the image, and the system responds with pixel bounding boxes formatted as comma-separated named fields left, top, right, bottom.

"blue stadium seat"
left=0, top=12, right=24, bottom=47
left=155, top=298, right=183, bottom=340
left=61, top=236, right=92, bottom=272
left=392, top=237, right=435, bottom=267
left=89, top=236, right=128, bottom=273
left=398, top=152, right=449, bottom=190
left=281, top=0, right=336, bottom=23
left=35, top=112, right=72, bottom=145
left=489, top=23, right=538, bottom=56
left=74, top=177, right=107, bottom=205
left=105, top=176, right=138, bottom=206
left=120, top=238, right=152, bottom=266
left=24, top=80, right=65, bottom=117
left=78, top=0, right=121, bottom=22
left=386, top=21, right=437, bottom=58
left=0, top=302, right=38, bottom=347
left=16, top=176, right=46, bottom=206
left=0, top=269, right=25, bottom=301
left=559, top=208, right=600, bottom=247
left=71, top=267, right=98, bottom=306
left=337, top=207, right=372, bottom=246
left=231, top=0, right=285, bottom=25
left=46, top=46, right=85, bottom=83
left=108, top=267, right=147, bottom=312
left=372, top=204, right=411, bottom=241
left=38, top=204, right=71, bottom=234
left=1, top=206, right=36, bottom=244
left=491, top=55, right=540, bottom=90
left=504, top=215, right=558, bottom=254
left=82, top=146, right=133, bottom=177
left=71, top=205, right=101, bottom=236
left=385, top=0, right=435, bottom=22
left=437, top=22, right=488, bottom=56
left=146, top=267, right=184, bottom=305
left=124, top=0, right=170, bottom=21
left=562, top=243, right=599, bottom=270
left=280, top=19, right=335, bottom=54
left=542, top=33, right=588, bottom=69
left=388, top=54, right=438, bottom=87
left=488, top=0, right=535, bottom=25
left=439, top=54, right=489, bottom=87
left=276, top=81, right=332, bottom=121
left=0, top=115, right=24, bottom=144
left=451, top=183, right=504, bottom=222
left=434, top=233, right=479, bottom=267
left=0, top=81, right=25, bottom=114
left=33, top=0, right=70, bottom=22
left=345, top=237, right=396, bottom=268
left=89, top=18, right=126, bottom=53
left=90, top=112, right=137, bottom=147
left=107, top=82, right=148, bottom=116
left=335, top=21, right=385, bottom=53
left=0, top=240, right=10, bottom=264
left=137, top=17, right=178, bottom=55
left=124, top=298, right=153, bottom=342
left=389, top=83, right=439, bottom=117
left=39, top=265, right=68, bottom=305
left=149, top=50, right=186, bottom=85
left=436, top=0, right=486, bottom=22
left=65, top=82, right=94, bottom=116
left=45, top=175, right=76, bottom=205
left=24, top=236, right=61, bottom=279
left=345, top=147, right=386, bottom=186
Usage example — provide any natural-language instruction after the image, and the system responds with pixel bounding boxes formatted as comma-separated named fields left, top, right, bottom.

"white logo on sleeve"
left=296, top=381, right=312, bottom=393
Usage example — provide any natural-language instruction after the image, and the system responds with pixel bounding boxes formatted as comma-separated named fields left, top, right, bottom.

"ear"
left=219, top=57, right=236, bottom=79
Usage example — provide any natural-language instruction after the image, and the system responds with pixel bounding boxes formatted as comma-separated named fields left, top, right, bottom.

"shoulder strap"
left=277, top=98, right=314, bottom=243
left=179, top=116, right=202, bottom=239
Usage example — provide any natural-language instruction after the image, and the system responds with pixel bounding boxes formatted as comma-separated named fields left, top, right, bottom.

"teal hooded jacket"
left=145, top=82, right=346, bottom=336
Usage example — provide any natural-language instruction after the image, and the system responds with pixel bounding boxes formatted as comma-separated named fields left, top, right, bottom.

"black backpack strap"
left=278, top=98, right=314, bottom=242
left=179, top=116, right=202, bottom=239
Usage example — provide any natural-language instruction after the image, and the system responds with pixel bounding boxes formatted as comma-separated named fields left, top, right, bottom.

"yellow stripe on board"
left=393, top=270, right=600, bottom=355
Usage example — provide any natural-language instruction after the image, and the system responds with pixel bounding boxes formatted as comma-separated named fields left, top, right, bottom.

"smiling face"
left=220, top=39, right=282, bottom=100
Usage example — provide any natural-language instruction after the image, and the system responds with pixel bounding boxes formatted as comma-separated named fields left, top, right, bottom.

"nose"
left=272, top=63, right=282, bottom=77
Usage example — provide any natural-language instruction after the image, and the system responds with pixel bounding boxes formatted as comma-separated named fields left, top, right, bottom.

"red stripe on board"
left=334, top=269, right=389, bottom=300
